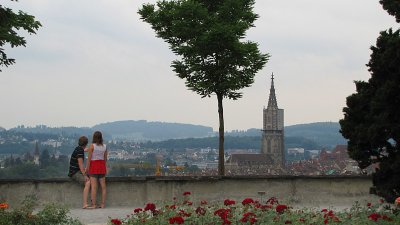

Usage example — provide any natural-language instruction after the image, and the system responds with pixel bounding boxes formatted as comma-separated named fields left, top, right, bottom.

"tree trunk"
left=217, top=93, right=225, bottom=176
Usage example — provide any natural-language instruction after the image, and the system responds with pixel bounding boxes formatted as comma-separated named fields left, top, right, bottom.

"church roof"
left=227, top=153, right=274, bottom=165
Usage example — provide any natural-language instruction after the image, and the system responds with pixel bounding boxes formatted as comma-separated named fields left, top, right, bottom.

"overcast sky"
left=0, top=0, right=398, bottom=131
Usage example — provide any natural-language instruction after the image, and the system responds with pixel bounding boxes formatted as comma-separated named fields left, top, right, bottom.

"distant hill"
left=143, top=122, right=345, bottom=150
left=224, top=122, right=347, bottom=150
left=142, top=135, right=322, bottom=151
left=4, top=121, right=346, bottom=148
left=93, top=120, right=213, bottom=141
left=10, top=125, right=94, bottom=139
left=285, top=122, right=346, bottom=149
left=7, top=120, right=213, bottom=141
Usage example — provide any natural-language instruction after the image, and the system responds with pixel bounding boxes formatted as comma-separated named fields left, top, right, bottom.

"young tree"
left=0, top=1, right=41, bottom=71
left=138, top=0, right=269, bottom=175
left=340, top=0, right=400, bottom=202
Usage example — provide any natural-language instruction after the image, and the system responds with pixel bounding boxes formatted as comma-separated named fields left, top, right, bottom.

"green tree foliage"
left=380, top=0, right=400, bottom=22
left=0, top=1, right=41, bottom=71
left=340, top=0, right=400, bottom=202
left=138, top=0, right=268, bottom=175
left=39, top=149, right=50, bottom=168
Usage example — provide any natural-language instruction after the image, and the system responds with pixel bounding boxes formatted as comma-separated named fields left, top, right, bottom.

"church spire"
left=267, top=73, right=278, bottom=109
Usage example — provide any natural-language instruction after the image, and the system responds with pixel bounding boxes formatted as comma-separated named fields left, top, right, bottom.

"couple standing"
left=68, top=131, right=108, bottom=209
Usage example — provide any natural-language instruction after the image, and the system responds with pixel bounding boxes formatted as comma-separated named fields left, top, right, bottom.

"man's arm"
left=77, top=158, right=86, bottom=176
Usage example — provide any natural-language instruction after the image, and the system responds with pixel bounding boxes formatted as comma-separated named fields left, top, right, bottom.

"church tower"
left=261, top=73, right=285, bottom=167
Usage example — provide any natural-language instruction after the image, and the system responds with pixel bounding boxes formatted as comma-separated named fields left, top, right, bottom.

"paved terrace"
left=1, top=175, right=380, bottom=224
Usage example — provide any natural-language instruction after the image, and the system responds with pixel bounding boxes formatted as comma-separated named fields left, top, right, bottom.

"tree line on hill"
left=0, top=121, right=346, bottom=155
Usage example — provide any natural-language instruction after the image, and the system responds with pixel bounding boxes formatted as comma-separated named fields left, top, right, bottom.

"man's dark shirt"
left=68, top=146, right=84, bottom=177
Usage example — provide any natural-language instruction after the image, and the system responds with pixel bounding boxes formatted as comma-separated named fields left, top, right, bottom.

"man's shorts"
left=70, top=172, right=88, bottom=185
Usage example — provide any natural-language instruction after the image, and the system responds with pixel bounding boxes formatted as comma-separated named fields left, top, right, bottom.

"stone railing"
left=0, top=175, right=379, bottom=208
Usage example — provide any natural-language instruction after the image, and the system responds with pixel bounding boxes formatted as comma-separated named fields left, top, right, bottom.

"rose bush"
left=108, top=193, right=400, bottom=225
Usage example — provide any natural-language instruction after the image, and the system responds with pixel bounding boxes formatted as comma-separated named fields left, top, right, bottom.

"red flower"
left=333, top=216, right=341, bottom=222
left=133, top=208, right=142, bottom=213
left=382, top=214, right=393, bottom=221
left=183, top=191, right=191, bottom=196
left=224, top=199, right=236, bottom=206
left=284, top=220, right=292, bottom=224
left=196, top=206, right=206, bottom=215
left=276, top=204, right=288, bottom=214
left=243, top=212, right=256, bottom=217
left=200, top=200, right=208, bottom=205
left=266, top=197, right=279, bottom=205
left=214, top=208, right=231, bottom=220
left=321, top=208, right=328, bottom=212
left=184, top=200, right=193, bottom=205
left=178, top=209, right=192, bottom=217
left=169, top=204, right=176, bottom=209
left=169, top=216, right=185, bottom=224
left=396, top=197, right=400, bottom=206
left=368, top=213, right=382, bottom=221
left=367, top=202, right=372, bottom=207
left=240, top=212, right=257, bottom=224
left=222, top=219, right=231, bottom=225
left=111, top=219, right=122, bottom=225
left=324, top=218, right=328, bottom=224
left=242, top=198, right=255, bottom=206
left=0, top=203, right=9, bottom=209
left=298, top=217, right=306, bottom=222
left=259, top=204, right=273, bottom=211
left=144, top=203, right=156, bottom=212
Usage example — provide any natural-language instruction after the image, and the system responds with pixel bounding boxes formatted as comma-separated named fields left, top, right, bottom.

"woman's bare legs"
left=83, top=178, right=91, bottom=208
left=99, top=177, right=106, bottom=208
left=90, top=177, right=98, bottom=208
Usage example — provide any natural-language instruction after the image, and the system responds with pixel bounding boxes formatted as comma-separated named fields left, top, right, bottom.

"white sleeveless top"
left=92, top=144, right=107, bottom=160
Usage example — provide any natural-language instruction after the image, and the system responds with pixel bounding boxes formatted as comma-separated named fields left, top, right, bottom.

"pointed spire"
left=267, top=73, right=278, bottom=109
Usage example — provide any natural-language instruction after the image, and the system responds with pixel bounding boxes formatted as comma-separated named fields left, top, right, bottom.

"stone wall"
left=0, top=176, right=379, bottom=208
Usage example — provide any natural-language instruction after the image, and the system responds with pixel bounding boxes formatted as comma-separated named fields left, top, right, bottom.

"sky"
left=0, top=0, right=398, bottom=131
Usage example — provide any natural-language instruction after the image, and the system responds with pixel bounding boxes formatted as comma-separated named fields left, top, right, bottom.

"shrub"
left=0, top=195, right=82, bottom=225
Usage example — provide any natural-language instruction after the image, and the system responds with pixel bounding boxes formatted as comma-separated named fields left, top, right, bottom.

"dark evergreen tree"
left=39, top=149, right=50, bottom=168
left=340, top=0, right=400, bottom=202
left=138, top=0, right=268, bottom=175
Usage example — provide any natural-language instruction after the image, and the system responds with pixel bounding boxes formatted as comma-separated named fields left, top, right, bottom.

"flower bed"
left=109, top=192, right=400, bottom=225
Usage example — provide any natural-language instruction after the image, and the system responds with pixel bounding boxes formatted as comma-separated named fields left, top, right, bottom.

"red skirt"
left=89, top=160, right=106, bottom=175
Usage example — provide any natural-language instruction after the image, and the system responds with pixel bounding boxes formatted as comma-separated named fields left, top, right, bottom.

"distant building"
left=261, top=73, right=285, bottom=167
left=319, top=145, right=349, bottom=162
left=41, top=139, right=62, bottom=148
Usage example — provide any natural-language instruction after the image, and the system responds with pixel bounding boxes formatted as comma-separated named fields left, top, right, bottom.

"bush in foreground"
left=0, top=195, right=82, bottom=225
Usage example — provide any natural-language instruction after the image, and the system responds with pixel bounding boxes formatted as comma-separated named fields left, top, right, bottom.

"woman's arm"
left=104, top=149, right=108, bottom=162
left=86, top=144, right=94, bottom=171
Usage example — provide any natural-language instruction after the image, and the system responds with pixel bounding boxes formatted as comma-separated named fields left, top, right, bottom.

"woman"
left=86, top=131, right=108, bottom=208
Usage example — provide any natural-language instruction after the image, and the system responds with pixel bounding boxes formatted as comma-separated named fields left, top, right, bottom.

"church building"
left=261, top=73, right=285, bottom=167
left=226, top=73, right=286, bottom=173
